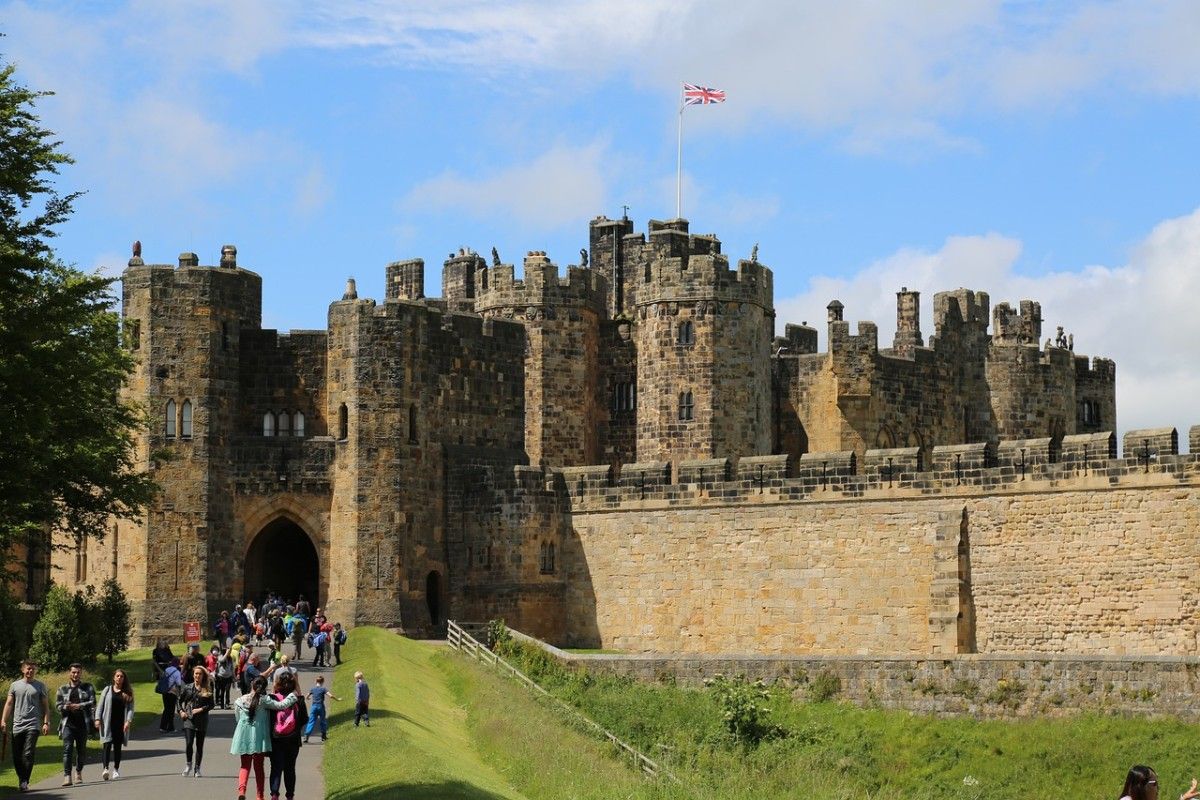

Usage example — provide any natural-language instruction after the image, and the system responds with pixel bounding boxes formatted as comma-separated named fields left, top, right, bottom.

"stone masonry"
left=50, top=215, right=1170, bottom=665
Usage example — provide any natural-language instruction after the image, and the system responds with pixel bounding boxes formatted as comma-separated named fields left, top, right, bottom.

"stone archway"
left=244, top=517, right=320, bottom=607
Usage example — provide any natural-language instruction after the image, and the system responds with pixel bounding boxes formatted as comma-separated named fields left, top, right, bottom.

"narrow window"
left=544, top=542, right=556, bottom=574
left=294, top=412, right=305, bottom=438
left=165, top=399, right=177, bottom=438
left=677, top=320, right=695, bottom=346
left=408, top=404, right=418, bottom=444
left=539, top=542, right=547, bottom=573
left=221, top=322, right=229, bottom=351
left=611, top=381, right=636, bottom=413
left=127, top=319, right=141, bottom=351
left=277, top=411, right=291, bottom=437
left=263, top=412, right=275, bottom=437
left=338, top=403, right=349, bottom=440
left=678, top=390, right=694, bottom=421
left=180, top=399, right=193, bottom=439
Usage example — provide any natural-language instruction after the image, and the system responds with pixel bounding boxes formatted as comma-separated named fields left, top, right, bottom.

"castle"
left=53, top=215, right=1200, bottom=659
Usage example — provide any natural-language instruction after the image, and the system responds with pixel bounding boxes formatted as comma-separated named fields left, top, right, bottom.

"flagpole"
left=676, top=83, right=684, bottom=219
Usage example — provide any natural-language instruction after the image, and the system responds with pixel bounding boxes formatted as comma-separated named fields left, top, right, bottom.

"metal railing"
left=446, top=620, right=667, bottom=779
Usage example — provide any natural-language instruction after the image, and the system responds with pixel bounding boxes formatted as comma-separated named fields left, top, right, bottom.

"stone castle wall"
left=535, top=449, right=1200, bottom=657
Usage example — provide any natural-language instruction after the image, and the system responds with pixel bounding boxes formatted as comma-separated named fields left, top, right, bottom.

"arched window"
left=678, top=390, right=695, bottom=421
left=338, top=404, right=349, bottom=440
left=165, top=399, right=177, bottom=438
left=875, top=425, right=895, bottom=449
left=277, top=411, right=291, bottom=437
left=263, top=412, right=275, bottom=437
left=677, top=320, right=695, bottom=346
left=539, top=541, right=556, bottom=574
left=408, top=404, right=418, bottom=444
left=180, top=399, right=193, bottom=439
left=293, top=412, right=305, bottom=438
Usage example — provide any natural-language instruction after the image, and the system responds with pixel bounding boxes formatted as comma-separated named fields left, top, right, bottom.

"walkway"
left=29, top=655, right=333, bottom=799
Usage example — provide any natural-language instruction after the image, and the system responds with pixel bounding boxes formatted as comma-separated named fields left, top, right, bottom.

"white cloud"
left=402, top=142, right=609, bottom=228
left=774, top=207, right=1200, bottom=439
left=294, top=164, right=332, bottom=216
left=291, top=1, right=1200, bottom=147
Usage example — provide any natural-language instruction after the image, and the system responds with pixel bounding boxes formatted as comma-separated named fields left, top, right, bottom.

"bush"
left=705, top=674, right=785, bottom=746
left=808, top=669, right=842, bottom=703
left=72, top=586, right=104, bottom=663
left=96, top=577, right=131, bottom=662
left=486, top=618, right=512, bottom=653
left=28, top=584, right=82, bottom=669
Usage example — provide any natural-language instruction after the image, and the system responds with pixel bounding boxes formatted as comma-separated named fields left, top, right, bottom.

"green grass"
left=325, top=628, right=672, bottom=800
left=0, top=645, right=168, bottom=797
left=498, top=639, right=1200, bottom=800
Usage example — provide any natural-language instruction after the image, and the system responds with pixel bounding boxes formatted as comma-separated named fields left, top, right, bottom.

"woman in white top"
left=1118, top=765, right=1200, bottom=800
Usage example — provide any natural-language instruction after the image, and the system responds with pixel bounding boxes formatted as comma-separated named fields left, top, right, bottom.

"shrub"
left=0, top=583, right=28, bottom=671
left=72, top=586, right=104, bottom=663
left=28, top=584, right=82, bottom=669
left=705, top=674, right=785, bottom=746
left=96, top=577, right=131, bottom=662
left=486, top=618, right=512, bottom=653
left=808, top=669, right=842, bottom=703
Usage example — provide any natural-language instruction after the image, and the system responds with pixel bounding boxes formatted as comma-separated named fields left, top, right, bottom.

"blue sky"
left=6, top=0, right=1200, bottom=437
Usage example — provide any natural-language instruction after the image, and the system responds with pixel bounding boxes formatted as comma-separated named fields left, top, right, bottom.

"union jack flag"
left=682, top=83, right=726, bottom=105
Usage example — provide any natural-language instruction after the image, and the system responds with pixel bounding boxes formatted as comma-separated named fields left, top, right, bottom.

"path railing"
left=447, top=620, right=667, bottom=779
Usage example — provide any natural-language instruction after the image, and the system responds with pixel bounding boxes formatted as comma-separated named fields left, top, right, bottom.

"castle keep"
left=57, top=215, right=1200, bottom=660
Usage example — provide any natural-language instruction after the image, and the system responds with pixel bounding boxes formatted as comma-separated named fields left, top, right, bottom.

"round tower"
left=632, top=221, right=774, bottom=464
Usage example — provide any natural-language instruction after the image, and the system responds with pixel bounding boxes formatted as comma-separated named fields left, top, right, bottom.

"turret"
left=632, top=221, right=773, bottom=464
left=893, top=287, right=923, bottom=357
left=386, top=258, right=425, bottom=301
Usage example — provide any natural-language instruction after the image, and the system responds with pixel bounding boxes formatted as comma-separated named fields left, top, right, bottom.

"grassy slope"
left=502, top=641, right=1200, bottom=800
left=325, top=628, right=665, bottom=800
left=0, top=644, right=166, bottom=798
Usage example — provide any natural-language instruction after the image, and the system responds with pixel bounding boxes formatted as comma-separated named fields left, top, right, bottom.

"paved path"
left=29, top=655, right=333, bottom=799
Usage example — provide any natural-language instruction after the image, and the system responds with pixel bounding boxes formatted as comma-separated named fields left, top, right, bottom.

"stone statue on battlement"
left=580, top=248, right=588, bottom=267
left=1068, top=333, right=1074, bottom=351
left=492, top=247, right=501, bottom=267
left=750, top=243, right=758, bottom=263
left=1055, top=326, right=1067, bottom=348
left=132, top=240, right=141, bottom=258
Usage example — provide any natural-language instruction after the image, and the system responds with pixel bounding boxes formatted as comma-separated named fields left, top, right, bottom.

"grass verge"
left=499, top=638, right=1200, bottom=800
left=0, top=644, right=168, bottom=798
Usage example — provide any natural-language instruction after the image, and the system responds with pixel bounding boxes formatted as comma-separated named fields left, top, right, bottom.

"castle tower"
left=475, top=252, right=607, bottom=466
left=115, top=245, right=263, bottom=641
left=893, top=287, right=923, bottom=357
left=443, top=249, right=484, bottom=312
left=386, top=258, right=425, bottom=300
left=632, top=220, right=774, bottom=464
left=588, top=215, right=635, bottom=316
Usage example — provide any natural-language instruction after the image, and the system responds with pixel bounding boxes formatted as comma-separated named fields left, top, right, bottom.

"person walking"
left=230, top=675, right=299, bottom=800
left=151, top=639, right=174, bottom=681
left=178, top=665, right=215, bottom=777
left=353, top=671, right=370, bottom=727
left=1118, top=766, right=1200, bottom=800
left=158, top=657, right=183, bottom=733
left=290, top=620, right=304, bottom=661
left=215, top=645, right=236, bottom=709
left=55, top=662, right=96, bottom=786
left=332, top=623, right=347, bottom=665
left=1, top=660, right=51, bottom=792
left=310, top=627, right=329, bottom=668
left=268, top=671, right=307, bottom=800
left=303, top=675, right=338, bottom=743
left=95, top=669, right=134, bottom=781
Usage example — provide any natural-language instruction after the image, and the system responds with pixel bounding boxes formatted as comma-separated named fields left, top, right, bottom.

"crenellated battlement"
left=552, top=425, right=1199, bottom=509
left=636, top=252, right=773, bottom=309
left=474, top=252, right=608, bottom=314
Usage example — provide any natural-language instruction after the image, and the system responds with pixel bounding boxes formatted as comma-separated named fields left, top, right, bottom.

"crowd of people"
left=0, top=592, right=365, bottom=798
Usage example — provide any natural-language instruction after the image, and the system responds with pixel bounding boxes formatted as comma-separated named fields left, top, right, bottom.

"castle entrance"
left=244, top=517, right=320, bottom=607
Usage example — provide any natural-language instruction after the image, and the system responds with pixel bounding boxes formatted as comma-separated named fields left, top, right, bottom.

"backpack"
left=335, top=628, right=347, bottom=645
left=154, top=672, right=169, bottom=694
left=273, top=694, right=299, bottom=736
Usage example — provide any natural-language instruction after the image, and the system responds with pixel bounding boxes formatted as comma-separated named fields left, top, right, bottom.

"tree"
left=96, top=577, right=131, bottom=662
left=27, top=584, right=81, bottom=670
left=0, top=58, right=156, bottom=548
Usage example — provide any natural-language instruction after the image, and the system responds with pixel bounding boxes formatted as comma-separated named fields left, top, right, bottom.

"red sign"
left=184, top=621, right=201, bottom=642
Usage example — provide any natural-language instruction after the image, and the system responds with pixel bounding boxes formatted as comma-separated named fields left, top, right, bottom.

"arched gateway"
left=244, top=517, right=320, bottom=607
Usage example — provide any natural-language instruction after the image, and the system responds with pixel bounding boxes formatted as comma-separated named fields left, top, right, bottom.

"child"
left=353, top=672, right=369, bottom=728
left=303, top=675, right=340, bottom=742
